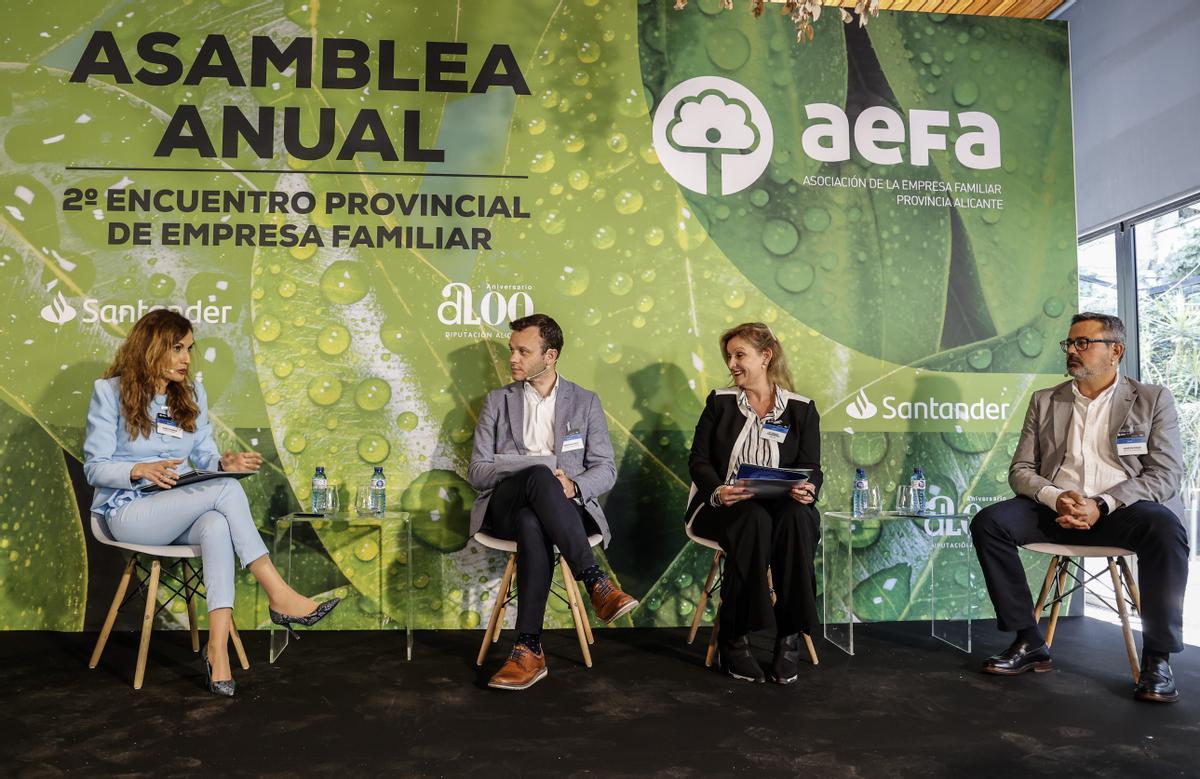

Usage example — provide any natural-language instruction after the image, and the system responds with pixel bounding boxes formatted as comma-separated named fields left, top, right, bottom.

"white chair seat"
left=91, top=512, right=201, bottom=558
left=473, top=531, right=603, bottom=553
left=1022, top=542, right=1134, bottom=558
left=684, top=521, right=723, bottom=552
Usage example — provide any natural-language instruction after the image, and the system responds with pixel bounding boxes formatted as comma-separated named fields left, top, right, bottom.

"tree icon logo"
left=653, top=77, right=773, bottom=196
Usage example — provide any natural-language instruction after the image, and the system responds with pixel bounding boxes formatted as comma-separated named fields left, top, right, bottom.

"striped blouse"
left=709, top=386, right=788, bottom=506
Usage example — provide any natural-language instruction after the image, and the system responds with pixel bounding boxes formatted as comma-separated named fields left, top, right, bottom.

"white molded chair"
left=473, top=531, right=604, bottom=668
left=1023, top=542, right=1141, bottom=682
left=88, top=512, right=249, bottom=689
left=684, top=494, right=819, bottom=669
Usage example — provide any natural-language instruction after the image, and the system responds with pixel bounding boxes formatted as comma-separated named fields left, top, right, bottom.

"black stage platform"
left=2, top=619, right=1197, bottom=777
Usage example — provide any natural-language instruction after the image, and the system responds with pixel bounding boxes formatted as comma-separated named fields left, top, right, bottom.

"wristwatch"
left=1091, top=497, right=1110, bottom=519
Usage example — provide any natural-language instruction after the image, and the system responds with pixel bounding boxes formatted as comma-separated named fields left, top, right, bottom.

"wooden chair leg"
left=1117, top=556, right=1142, bottom=615
left=688, top=550, right=721, bottom=645
left=560, top=557, right=593, bottom=668
left=89, top=555, right=137, bottom=669
left=1045, top=558, right=1070, bottom=648
left=1033, top=555, right=1059, bottom=622
left=566, top=572, right=595, bottom=645
left=705, top=613, right=720, bottom=668
left=493, top=554, right=515, bottom=644
left=230, top=622, right=250, bottom=670
left=803, top=633, right=819, bottom=666
left=1108, top=558, right=1141, bottom=683
left=133, top=560, right=161, bottom=690
left=182, top=559, right=200, bottom=653
left=478, top=555, right=515, bottom=665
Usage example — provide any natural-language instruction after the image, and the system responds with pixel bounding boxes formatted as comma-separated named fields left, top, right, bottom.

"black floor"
left=3, top=619, right=1198, bottom=777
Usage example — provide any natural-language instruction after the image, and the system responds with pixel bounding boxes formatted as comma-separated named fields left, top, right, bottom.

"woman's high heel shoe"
left=202, top=643, right=236, bottom=697
left=269, top=597, right=342, bottom=639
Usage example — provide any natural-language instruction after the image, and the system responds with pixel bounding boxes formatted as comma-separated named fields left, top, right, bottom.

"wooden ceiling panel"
left=834, top=0, right=1065, bottom=18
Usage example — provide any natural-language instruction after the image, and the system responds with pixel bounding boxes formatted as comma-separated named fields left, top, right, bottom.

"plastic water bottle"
left=910, top=467, right=927, bottom=515
left=852, top=468, right=868, bottom=517
left=311, top=466, right=328, bottom=513
left=370, top=466, right=386, bottom=515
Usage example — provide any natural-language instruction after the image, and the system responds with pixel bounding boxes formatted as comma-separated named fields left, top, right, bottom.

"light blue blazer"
left=83, top=377, right=222, bottom=515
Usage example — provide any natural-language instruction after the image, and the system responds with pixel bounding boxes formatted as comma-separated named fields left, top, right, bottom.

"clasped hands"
left=718, top=480, right=815, bottom=506
left=553, top=468, right=577, bottom=499
left=130, top=451, right=263, bottom=490
left=1055, top=490, right=1102, bottom=530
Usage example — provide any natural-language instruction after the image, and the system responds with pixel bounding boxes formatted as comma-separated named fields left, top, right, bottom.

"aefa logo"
left=652, top=76, right=773, bottom=196
left=41, top=288, right=78, bottom=325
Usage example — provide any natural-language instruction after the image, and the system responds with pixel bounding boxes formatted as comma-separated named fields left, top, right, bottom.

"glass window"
left=1134, top=200, right=1200, bottom=495
left=1077, top=232, right=1118, bottom=314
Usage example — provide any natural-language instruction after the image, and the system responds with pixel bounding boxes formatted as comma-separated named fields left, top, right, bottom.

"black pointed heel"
left=202, top=643, right=236, bottom=697
left=269, top=597, right=342, bottom=639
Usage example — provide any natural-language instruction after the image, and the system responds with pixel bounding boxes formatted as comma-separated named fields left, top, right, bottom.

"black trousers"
left=690, top=497, right=820, bottom=639
left=971, top=496, right=1190, bottom=654
left=483, top=466, right=599, bottom=634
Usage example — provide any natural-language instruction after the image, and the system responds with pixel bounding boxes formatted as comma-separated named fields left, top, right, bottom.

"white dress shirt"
left=522, top=376, right=558, bottom=455
left=1037, top=377, right=1126, bottom=513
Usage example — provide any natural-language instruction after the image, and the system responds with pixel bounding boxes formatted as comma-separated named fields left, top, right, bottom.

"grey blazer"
left=1009, top=376, right=1186, bottom=520
left=466, top=377, right=617, bottom=544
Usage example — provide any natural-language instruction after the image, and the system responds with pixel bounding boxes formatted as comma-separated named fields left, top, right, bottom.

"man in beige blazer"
left=971, top=313, right=1189, bottom=703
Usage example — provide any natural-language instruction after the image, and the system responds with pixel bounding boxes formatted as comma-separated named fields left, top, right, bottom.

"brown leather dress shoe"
left=588, top=576, right=639, bottom=623
left=487, top=644, right=548, bottom=691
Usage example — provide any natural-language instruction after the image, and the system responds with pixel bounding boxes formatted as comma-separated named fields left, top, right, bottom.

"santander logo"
left=845, top=389, right=878, bottom=420
left=40, top=289, right=77, bottom=325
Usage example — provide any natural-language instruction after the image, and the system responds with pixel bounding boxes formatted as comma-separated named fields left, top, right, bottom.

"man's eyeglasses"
left=1058, top=337, right=1119, bottom=353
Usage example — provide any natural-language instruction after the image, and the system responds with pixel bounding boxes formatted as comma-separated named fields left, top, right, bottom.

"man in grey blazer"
left=971, top=313, right=1190, bottom=702
left=468, top=313, right=638, bottom=690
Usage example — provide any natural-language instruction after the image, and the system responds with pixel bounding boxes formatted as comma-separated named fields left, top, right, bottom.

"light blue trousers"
left=108, top=478, right=270, bottom=611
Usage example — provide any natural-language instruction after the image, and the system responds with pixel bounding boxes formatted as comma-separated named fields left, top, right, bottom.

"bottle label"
left=313, top=478, right=328, bottom=489
left=854, top=479, right=867, bottom=490
left=371, top=478, right=385, bottom=489
left=911, top=479, right=925, bottom=489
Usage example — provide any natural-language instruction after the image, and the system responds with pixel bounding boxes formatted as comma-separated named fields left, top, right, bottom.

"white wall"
left=1059, top=0, right=1200, bottom=234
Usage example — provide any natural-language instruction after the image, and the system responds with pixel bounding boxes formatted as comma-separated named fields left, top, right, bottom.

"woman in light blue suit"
left=84, top=309, right=338, bottom=696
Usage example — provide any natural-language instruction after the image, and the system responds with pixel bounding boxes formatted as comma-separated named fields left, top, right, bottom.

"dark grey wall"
left=1059, top=0, right=1200, bottom=234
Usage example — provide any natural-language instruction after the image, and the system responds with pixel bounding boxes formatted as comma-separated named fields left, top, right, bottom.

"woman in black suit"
left=686, top=322, right=822, bottom=683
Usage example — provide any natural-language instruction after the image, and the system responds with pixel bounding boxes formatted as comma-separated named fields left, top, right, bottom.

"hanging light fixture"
left=672, top=0, right=882, bottom=43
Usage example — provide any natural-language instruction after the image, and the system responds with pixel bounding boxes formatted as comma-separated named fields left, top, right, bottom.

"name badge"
left=762, top=422, right=789, bottom=443
left=561, top=430, right=585, bottom=453
left=1116, top=435, right=1148, bottom=456
left=155, top=413, right=183, bottom=439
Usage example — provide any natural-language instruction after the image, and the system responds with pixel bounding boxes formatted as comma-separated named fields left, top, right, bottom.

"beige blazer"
left=1009, top=376, right=1186, bottom=520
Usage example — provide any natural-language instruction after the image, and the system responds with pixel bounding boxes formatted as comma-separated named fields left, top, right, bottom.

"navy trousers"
left=971, top=496, right=1189, bottom=653
left=483, top=466, right=599, bottom=633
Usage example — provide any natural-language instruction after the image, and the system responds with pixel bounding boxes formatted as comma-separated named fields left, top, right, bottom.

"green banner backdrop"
left=0, top=0, right=1076, bottom=632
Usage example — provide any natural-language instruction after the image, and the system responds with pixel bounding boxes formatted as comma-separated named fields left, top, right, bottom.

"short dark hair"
left=510, top=313, right=564, bottom=354
left=1071, top=312, right=1126, bottom=345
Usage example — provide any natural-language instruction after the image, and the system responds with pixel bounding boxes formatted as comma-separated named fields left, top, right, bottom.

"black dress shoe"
left=1134, top=655, right=1179, bottom=703
left=769, top=633, right=801, bottom=685
left=981, top=639, right=1054, bottom=676
left=718, top=634, right=764, bottom=683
